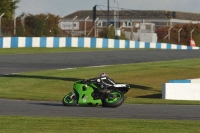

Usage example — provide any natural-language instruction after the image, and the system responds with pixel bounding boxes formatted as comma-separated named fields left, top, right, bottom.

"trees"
left=21, top=13, right=63, bottom=37
left=156, top=23, right=200, bottom=46
left=0, top=0, right=20, bottom=18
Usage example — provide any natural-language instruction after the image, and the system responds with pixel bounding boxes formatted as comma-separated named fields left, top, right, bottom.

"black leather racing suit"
left=88, top=76, right=115, bottom=90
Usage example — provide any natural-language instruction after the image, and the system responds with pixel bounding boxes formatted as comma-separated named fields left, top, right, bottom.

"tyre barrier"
left=162, top=79, right=200, bottom=101
left=0, top=37, right=200, bottom=50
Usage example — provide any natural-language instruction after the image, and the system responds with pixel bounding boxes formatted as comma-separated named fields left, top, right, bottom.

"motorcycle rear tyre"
left=102, top=91, right=124, bottom=108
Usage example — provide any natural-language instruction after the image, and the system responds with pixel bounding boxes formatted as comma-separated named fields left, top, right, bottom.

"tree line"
left=0, top=0, right=65, bottom=37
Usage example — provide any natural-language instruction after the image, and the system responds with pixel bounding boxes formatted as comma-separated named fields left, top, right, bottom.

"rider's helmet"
left=99, top=72, right=108, bottom=77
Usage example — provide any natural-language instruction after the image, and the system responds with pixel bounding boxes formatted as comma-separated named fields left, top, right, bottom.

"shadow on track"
left=3, top=74, right=83, bottom=82
left=30, top=102, right=63, bottom=107
left=129, top=84, right=152, bottom=90
left=4, top=74, right=161, bottom=99
left=127, top=84, right=162, bottom=99
left=136, top=93, right=162, bottom=99
left=29, top=102, right=104, bottom=108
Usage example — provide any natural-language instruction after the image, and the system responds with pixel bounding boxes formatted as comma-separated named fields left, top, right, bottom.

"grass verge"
left=0, top=47, right=136, bottom=55
left=0, top=116, right=200, bottom=133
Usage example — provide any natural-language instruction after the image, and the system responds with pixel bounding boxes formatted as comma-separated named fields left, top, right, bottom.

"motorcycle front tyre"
left=62, top=92, right=77, bottom=106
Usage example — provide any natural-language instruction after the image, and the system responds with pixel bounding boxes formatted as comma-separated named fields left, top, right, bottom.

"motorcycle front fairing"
left=73, top=80, right=102, bottom=106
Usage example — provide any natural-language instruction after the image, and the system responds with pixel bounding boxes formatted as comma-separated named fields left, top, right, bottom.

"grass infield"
left=0, top=47, right=136, bottom=55
left=0, top=116, right=200, bottom=133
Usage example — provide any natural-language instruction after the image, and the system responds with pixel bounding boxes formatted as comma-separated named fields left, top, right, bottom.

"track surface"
left=0, top=49, right=200, bottom=120
left=0, top=50, right=200, bottom=74
left=1, top=99, right=200, bottom=120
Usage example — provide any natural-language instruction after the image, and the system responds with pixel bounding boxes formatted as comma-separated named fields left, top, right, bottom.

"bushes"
left=98, top=27, right=127, bottom=40
left=1, top=13, right=65, bottom=37
left=23, top=14, right=63, bottom=37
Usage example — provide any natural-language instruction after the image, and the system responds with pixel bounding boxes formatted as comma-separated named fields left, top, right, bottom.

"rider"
left=99, top=72, right=115, bottom=88
left=87, top=72, right=115, bottom=93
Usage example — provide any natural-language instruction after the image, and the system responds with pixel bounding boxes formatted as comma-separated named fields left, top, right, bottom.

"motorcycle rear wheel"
left=62, top=92, right=77, bottom=106
left=102, top=91, right=124, bottom=108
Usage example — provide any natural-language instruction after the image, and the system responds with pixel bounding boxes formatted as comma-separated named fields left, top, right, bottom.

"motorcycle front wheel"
left=62, top=92, right=77, bottom=106
left=102, top=91, right=124, bottom=108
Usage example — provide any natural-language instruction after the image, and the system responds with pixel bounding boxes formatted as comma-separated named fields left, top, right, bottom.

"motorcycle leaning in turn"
left=62, top=77, right=130, bottom=108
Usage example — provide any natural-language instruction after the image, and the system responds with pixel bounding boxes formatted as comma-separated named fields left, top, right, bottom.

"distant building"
left=59, top=10, right=200, bottom=40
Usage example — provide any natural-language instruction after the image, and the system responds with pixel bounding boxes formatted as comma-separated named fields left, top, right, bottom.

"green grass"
left=0, top=116, right=200, bottom=133
left=0, top=47, right=136, bottom=55
left=0, top=58, right=200, bottom=105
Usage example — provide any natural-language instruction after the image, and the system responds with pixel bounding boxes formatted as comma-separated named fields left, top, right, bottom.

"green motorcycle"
left=62, top=79, right=130, bottom=108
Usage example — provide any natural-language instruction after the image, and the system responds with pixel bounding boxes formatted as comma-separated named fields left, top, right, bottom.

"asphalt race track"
left=1, top=99, right=200, bottom=120
left=1, top=50, right=200, bottom=75
left=1, top=49, right=200, bottom=120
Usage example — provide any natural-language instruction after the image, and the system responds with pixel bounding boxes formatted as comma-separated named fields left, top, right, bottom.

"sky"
left=15, top=0, right=200, bottom=17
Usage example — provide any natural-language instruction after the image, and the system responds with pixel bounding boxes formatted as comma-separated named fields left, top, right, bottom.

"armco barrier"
left=0, top=37, right=200, bottom=49
left=162, top=79, right=200, bottom=101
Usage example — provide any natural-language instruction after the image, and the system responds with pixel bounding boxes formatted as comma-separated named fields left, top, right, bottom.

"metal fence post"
left=178, top=28, right=183, bottom=42
left=94, top=17, right=99, bottom=37
left=72, top=16, right=78, bottom=37
left=84, top=16, right=89, bottom=36
left=0, top=13, right=5, bottom=36
left=190, top=29, right=195, bottom=39
left=168, top=26, right=173, bottom=40
left=14, top=15, right=18, bottom=35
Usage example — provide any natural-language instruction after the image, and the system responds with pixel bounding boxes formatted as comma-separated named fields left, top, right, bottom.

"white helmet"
left=99, top=72, right=108, bottom=77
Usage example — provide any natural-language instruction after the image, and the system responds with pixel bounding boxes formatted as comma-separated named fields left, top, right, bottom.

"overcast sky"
left=16, top=0, right=200, bottom=17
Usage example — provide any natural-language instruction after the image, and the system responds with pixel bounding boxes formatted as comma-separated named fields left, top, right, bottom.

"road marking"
left=58, top=68, right=77, bottom=70
left=57, top=65, right=112, bottom=71
left=0, top=73, right=19, bottom=76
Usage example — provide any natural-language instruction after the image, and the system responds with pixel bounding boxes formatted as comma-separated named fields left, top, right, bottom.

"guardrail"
left=0, top=37, right=199, bottom=50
